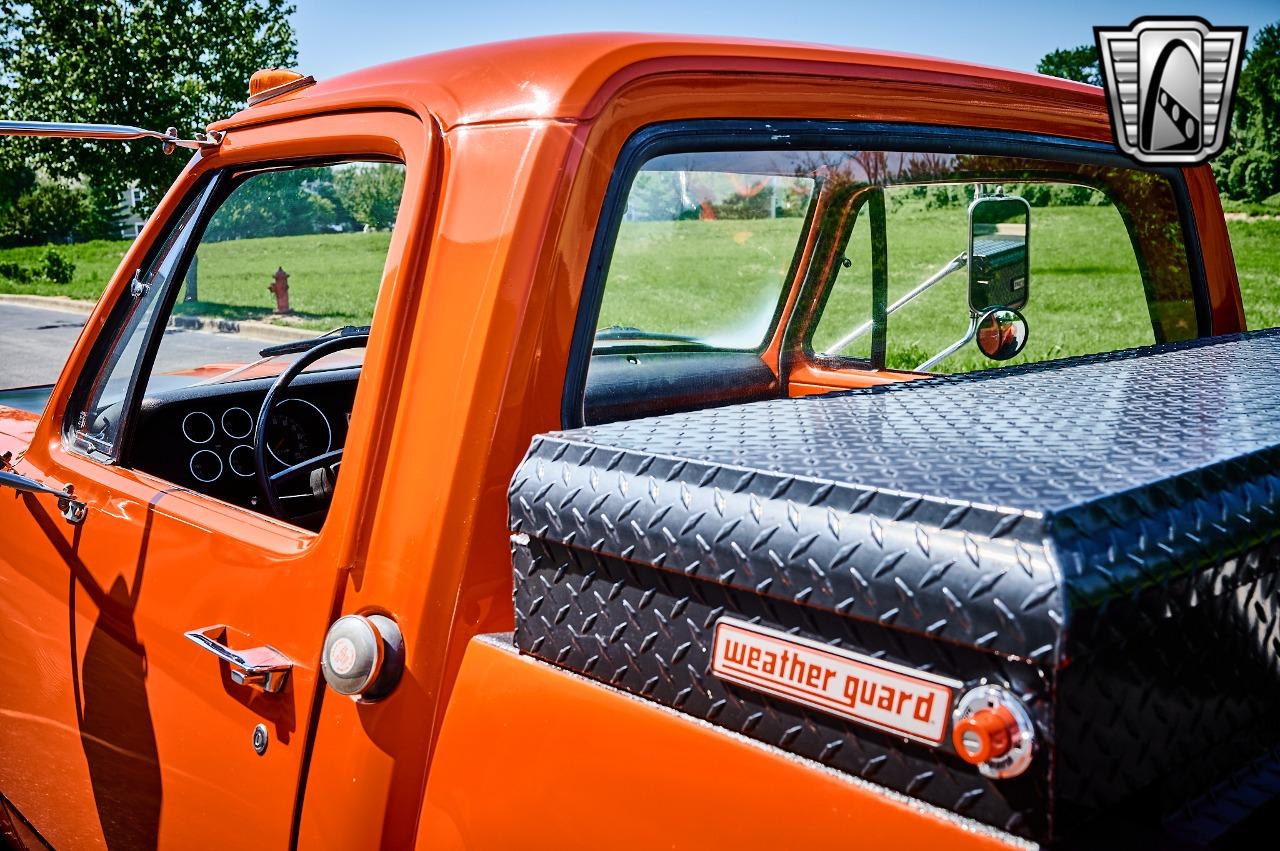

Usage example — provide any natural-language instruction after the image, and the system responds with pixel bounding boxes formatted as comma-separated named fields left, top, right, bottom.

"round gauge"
left=266, top=398, right=332, bottom=467
left=182, top=411, right=216, bottom=444
left=189, top=449, right=223, bottom=483
left=228, top=444, right=255, bottom=478
left=222, top=407, right=254, bottom=440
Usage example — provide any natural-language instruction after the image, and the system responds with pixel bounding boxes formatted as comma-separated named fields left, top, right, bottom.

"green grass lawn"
left=601, top=217, right=807, bottom=346
left=603, top=206, right=1280, bottom=374
left=0, top=239, right=135, bottom=300
left=815, top=204, right=1166, bottom=373
left=0, top=231, right=392, bottom=330
left=177, top=232, right=391, bottom=328
left=0, top=210, right=1276, bottom=359
left=1227, top=218, right=1280, bottom=331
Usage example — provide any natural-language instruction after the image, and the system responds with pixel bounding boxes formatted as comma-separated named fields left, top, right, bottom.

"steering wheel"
left=255, top=334, right=368, bottom=520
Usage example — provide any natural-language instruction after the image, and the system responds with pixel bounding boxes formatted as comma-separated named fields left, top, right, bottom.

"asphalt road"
left=0, top=302, right=266, bottom=390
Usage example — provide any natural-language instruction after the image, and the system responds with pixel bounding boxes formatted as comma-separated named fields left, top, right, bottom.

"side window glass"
left=68, top=161, right=405, bottom=463
left=811, top=200, right=876, bottom=361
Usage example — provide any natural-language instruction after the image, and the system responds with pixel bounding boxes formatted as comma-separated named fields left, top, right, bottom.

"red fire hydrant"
left=268, top=267, right=291, bottom=314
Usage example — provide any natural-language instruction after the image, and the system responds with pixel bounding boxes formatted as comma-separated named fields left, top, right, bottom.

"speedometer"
left=265, top=398, right=332, bottom=467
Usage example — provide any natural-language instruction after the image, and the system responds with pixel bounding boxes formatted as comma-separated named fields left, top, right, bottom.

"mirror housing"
left=968, top=194, right=1030, bottom=312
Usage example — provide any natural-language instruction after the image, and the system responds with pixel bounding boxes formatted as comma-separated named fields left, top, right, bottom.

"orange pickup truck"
left=0, top=33, right=1271, bottom=851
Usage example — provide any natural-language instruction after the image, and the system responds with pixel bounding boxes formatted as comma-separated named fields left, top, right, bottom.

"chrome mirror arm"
left=0, top=470, right=87, bottom=524
left=0, top=120, right=224, bottom=154
left=823, top=253, right=967, bottom=357
left=916, top=312, right=979, bottom=372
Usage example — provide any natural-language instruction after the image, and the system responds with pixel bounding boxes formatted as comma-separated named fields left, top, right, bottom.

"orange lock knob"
left=952, top=704, right=1017, bottom=765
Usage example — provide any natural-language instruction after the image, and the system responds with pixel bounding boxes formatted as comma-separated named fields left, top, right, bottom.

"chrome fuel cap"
left=320, top=613, right=404, bottom=701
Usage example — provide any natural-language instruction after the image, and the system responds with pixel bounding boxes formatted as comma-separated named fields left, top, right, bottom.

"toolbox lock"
left=951, top=685, right=1035, bottom=779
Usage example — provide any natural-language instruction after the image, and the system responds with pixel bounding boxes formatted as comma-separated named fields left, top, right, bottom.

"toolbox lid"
left=550, top=330, right=1280, bottom=516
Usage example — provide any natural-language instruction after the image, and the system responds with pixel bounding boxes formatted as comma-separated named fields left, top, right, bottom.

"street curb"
left=168, top=314, right=315, bottom=343
left=0, top=293, right=96, bottom=316
left=0, top=293, right=316, bottom=344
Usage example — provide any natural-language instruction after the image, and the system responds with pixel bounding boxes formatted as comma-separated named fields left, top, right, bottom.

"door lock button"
left=320, top=613, right=404, bottom=701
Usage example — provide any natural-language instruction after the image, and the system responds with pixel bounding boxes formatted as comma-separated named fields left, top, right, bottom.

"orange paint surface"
left=420, top=636, right=1021, bottom=850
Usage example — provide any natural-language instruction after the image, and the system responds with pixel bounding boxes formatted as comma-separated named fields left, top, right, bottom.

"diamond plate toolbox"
left=510, top=330, right=1280, bottom=845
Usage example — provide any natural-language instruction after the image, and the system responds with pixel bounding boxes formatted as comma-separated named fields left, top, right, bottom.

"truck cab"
left=0, top=34, right=1253, bottom=849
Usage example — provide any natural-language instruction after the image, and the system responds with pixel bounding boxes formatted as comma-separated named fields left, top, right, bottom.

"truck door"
left=0, top=110, right=431, bottom=849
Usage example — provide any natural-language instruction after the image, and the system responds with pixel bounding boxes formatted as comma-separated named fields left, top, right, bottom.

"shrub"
left=0, top=262, right=33, bottom=283
left=41, top=249, right=74, bottom=284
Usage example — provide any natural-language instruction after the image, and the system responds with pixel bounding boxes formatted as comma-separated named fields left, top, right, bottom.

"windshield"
left=147, top=324, right=368, bottom=392
left=593, top=151, right=816, bottom=351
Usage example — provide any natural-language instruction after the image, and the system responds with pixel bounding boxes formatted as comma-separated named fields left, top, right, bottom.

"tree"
left=0, top=163, right=36, bottom=222
left=0, top=0, right=297, bottom=212
left=1216, top=23, right=1280, bottom=202
left=1036, top=45, right=1100, bottom=86
left=0, top=179, right=126, bottom=246
left=333, top=163, right=404, bottom=230
left=203, top=167, right=342, bottom=241
left=625, top=172, right=686, bottom=221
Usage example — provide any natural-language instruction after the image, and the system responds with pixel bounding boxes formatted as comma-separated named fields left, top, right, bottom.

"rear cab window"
left=570, top=124, right=1203, bottom=426
left=808, top=156, right=1197, bottom=373
left=580, top=150, right=820, bottom=425
left=595, top=153, right=815, bottom=351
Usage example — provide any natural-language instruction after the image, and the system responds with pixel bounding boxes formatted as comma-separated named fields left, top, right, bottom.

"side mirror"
left=968, top=194, right=1030, bottom=313
left=975, top=307, right=1029, bottom=361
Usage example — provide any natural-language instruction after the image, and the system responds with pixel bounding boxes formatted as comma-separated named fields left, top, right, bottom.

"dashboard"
left=129, top=367, right=359, bottom=522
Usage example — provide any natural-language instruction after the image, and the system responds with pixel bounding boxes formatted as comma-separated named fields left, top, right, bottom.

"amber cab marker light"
left=247, top=69, right=315, bottom=107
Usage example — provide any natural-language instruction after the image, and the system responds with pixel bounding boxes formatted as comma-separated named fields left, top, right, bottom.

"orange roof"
left=210, top=32, right=1101, bottom=133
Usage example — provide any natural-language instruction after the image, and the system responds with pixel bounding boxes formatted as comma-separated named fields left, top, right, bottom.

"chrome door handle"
left=184, top=624, right=293, bottom=693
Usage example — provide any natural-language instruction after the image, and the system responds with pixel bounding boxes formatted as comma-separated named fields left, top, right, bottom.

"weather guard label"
left=711, top=618, right=960, bottom=745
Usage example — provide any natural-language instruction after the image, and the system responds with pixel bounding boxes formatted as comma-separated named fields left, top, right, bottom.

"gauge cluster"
left=129, top=367, right=359, bottom=514
left=177, top=400, right=335, bottom=485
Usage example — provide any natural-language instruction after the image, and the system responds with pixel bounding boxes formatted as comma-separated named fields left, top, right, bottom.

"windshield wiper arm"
left=258, top=325, right=370, bottom=358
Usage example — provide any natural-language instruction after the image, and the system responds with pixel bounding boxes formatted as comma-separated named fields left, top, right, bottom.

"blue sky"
left=293, top=1, right=1276, bottom=80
